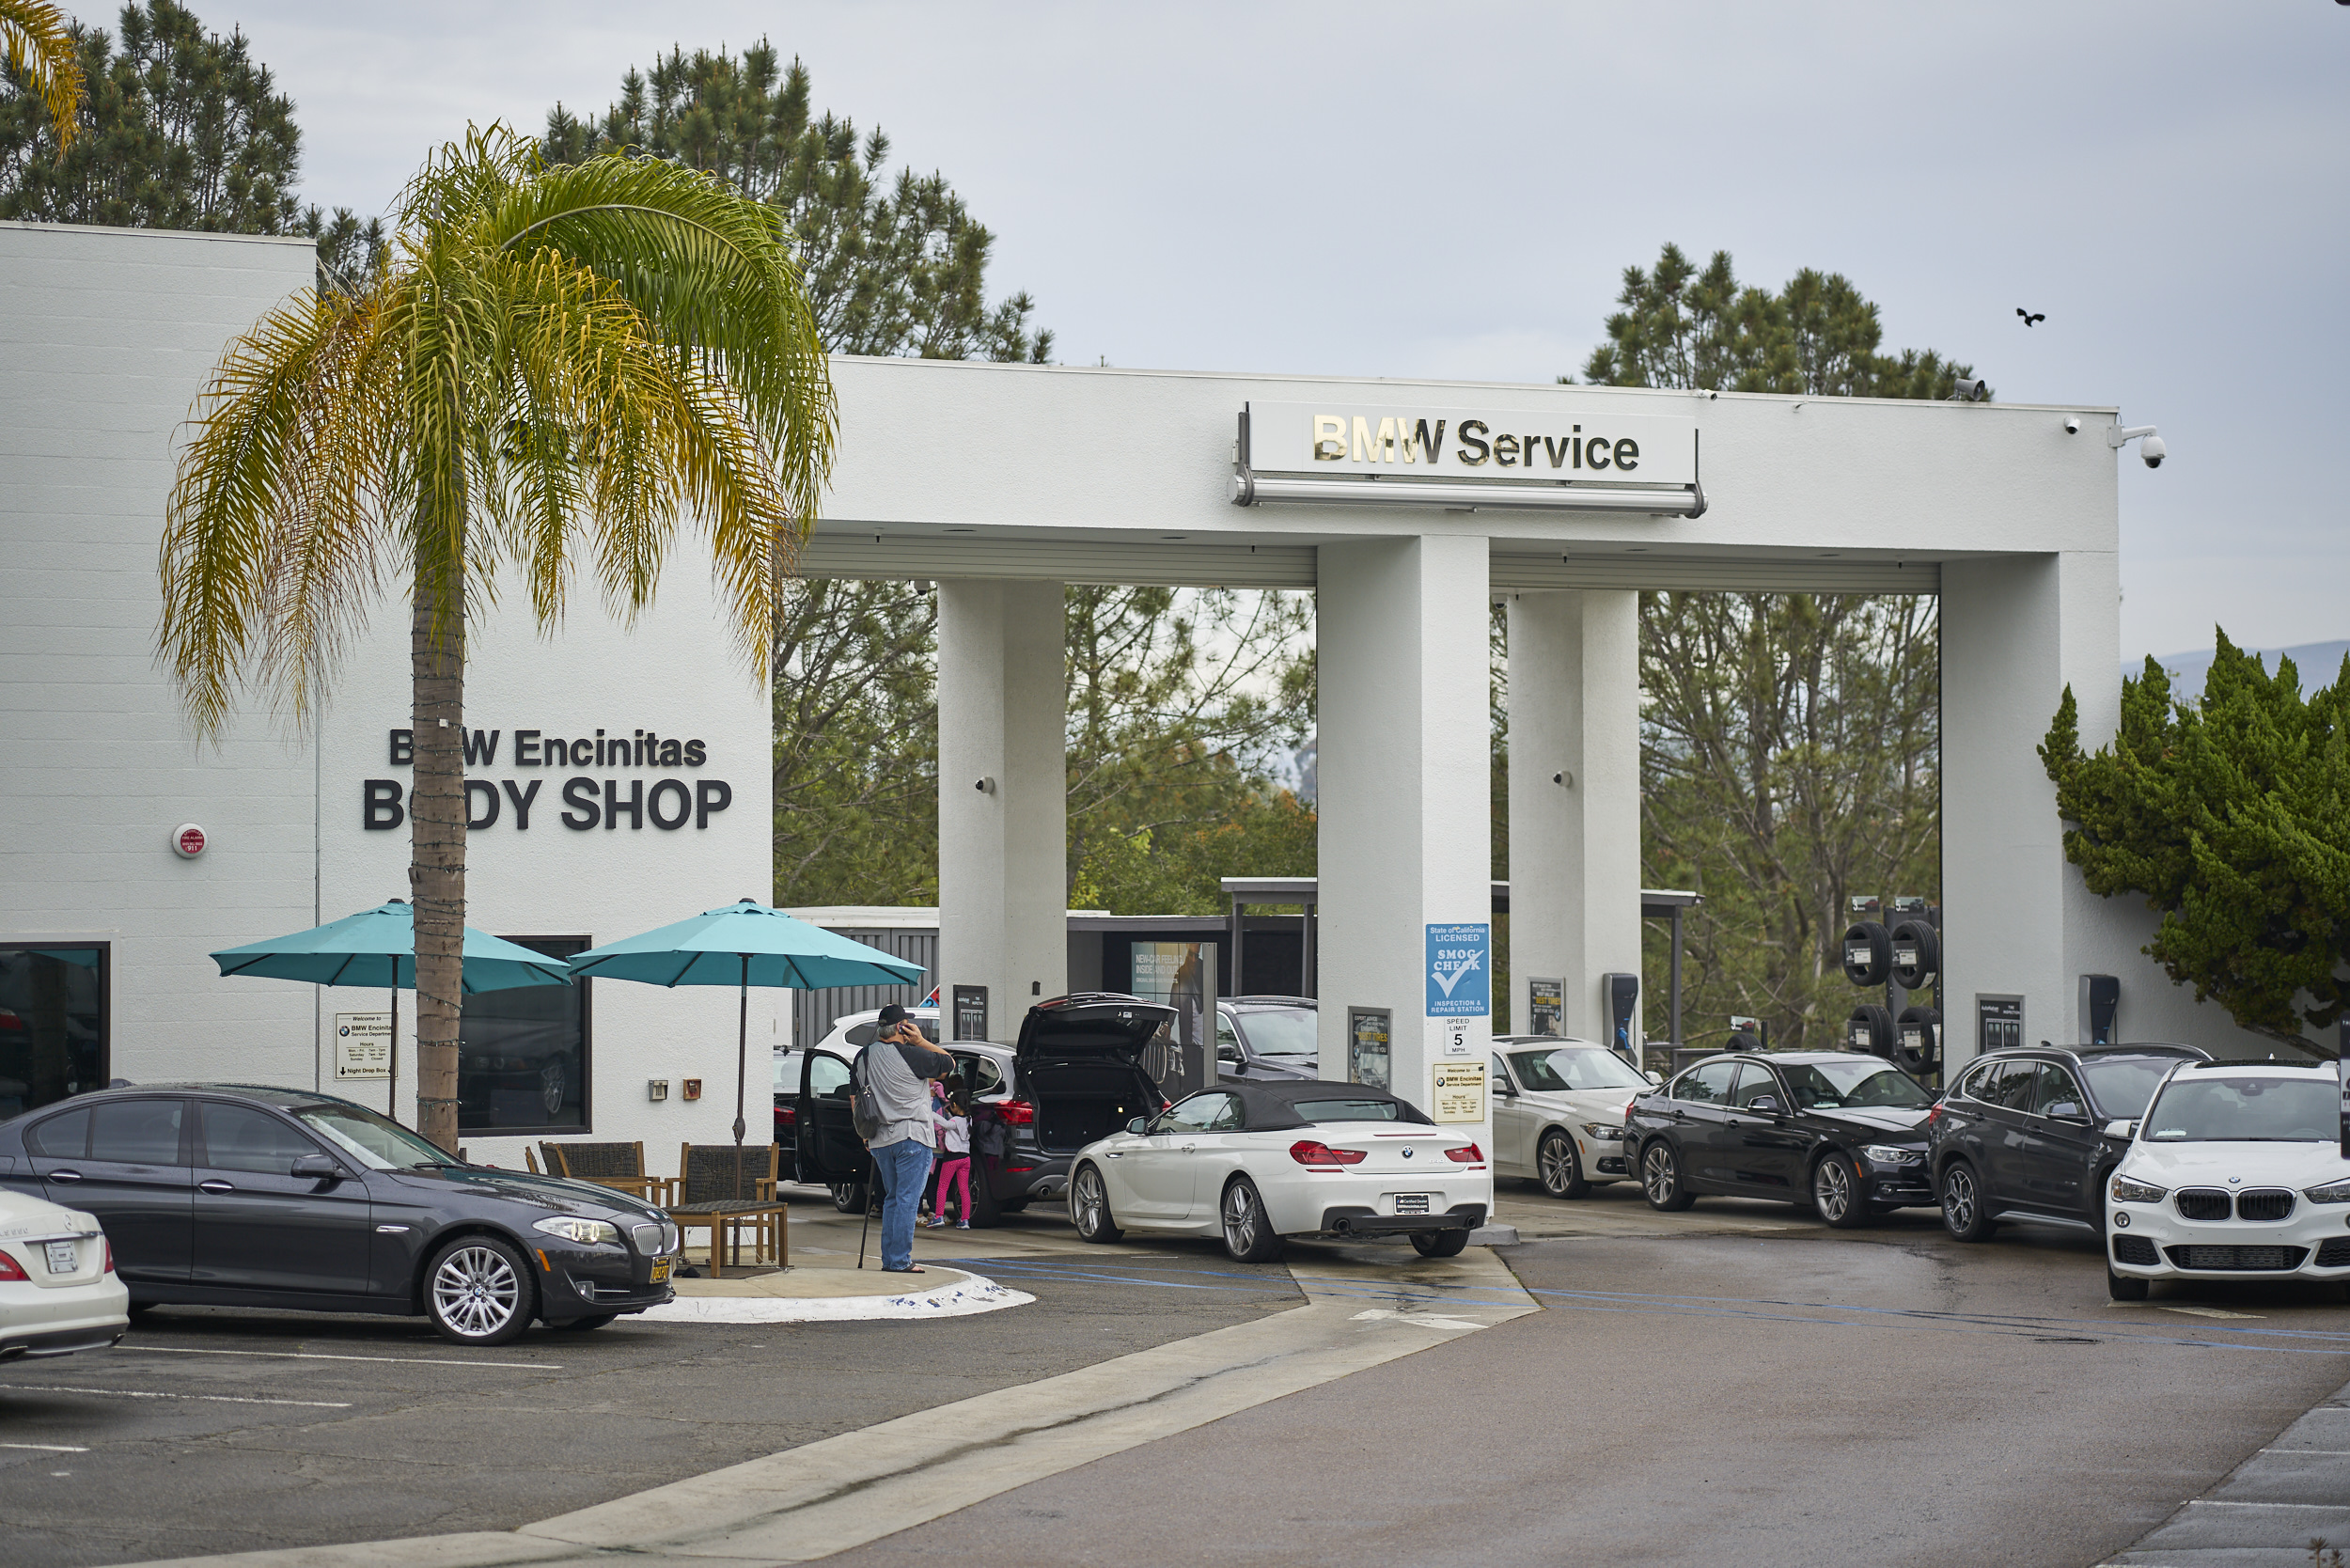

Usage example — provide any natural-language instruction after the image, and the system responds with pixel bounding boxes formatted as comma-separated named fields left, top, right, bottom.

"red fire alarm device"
left=682, top=1078, right=702, bottom=1101
left=172, top=823, right=208, bottom=858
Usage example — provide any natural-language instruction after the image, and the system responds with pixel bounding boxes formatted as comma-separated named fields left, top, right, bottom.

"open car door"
left=797, top=1048, right=870, bottom=1212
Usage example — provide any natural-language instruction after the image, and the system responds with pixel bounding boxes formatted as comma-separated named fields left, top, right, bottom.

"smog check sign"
left=1426, top=924, right=1490, bottom=1018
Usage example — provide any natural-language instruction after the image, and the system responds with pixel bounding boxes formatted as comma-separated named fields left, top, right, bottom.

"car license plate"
left=649, top=1256, right=670, bottom=1284
left=1393, top=1194, right=1431, bottom=1215
left=44, top=1240, right=77, bottom=1274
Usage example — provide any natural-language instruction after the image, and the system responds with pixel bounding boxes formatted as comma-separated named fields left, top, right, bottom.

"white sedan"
left=2106, top=1061, right=2350, bottom=1301
left=0, top=1185, right=129, bottom=1360
left=1067, top=1079, right=1491, bottom=1262
left=1490, top=1036, right=1656, bottom=1198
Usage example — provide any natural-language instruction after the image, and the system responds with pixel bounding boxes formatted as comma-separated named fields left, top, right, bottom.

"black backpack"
left=848, top=1046, right=886, bottom=1143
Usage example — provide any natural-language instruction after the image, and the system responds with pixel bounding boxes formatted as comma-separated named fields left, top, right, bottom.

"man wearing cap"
left=860, top=1004, right=953, bottom=1273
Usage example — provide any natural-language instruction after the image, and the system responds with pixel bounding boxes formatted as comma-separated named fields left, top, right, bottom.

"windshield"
left=1781, top=1060, right=1933, bottom=1110
left=1510, top=1047, right=1647, bottom=1092
left=772, top=1052, right=800, bottom=1092
left=1234, top=1007, right=1317, bottom=1058
left=291, top=1102, right=464, bottom=1169
left=2142, top=1076, right=2337, bottom=1142
left=2077, top=1056, right=2185, bottom=1119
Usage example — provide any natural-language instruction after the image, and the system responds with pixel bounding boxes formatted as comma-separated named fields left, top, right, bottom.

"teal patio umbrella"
left=211, top=900, right=574, bottom=1129
left=567, top=899, right=926, bottom=1186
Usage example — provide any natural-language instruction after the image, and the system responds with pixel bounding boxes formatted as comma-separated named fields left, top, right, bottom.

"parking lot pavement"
left=0, top=1190, right=1299, bottom=1568
left=822, top=1189, right=2350, bottom=1568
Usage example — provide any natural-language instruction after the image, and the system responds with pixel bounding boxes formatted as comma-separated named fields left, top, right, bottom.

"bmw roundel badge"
left=1402, top=1147, right=1415, bottom=1159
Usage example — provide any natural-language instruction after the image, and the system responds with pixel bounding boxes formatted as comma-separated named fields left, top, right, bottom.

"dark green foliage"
left=1574, top=243, right=1982, bottom=400
left=2042, top=632, right=2350, bottom=1045
left=543, top=41, right=1048, bottom=363
left=0, top=1, right=299, bottom=233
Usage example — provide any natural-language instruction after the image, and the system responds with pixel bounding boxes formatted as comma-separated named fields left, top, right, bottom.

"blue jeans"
left=872, top=1137, right=933, bottom=1271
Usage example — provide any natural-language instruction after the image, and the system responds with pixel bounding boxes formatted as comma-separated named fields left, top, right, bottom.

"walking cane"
left=857, top=1164, right=877, bottom=1269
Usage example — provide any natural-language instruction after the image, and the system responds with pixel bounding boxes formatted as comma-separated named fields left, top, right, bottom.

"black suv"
left=1622, top=1051, right=1940, bottom=1227
left=1923, top=1042, right=2210, bottom=1243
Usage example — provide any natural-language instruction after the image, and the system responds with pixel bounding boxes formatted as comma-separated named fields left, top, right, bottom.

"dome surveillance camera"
left=2140, top=434, right=2166, bottom=468
left=2062, top=416, right=2081, bottom=435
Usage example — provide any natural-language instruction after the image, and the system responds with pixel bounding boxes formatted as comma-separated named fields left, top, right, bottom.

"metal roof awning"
left=1222, top=879, right=1703, bottom=918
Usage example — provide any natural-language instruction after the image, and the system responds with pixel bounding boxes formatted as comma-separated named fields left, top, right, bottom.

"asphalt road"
left=827, top=1189, right=2350, bottom=1568
left=0, top=1197, right=1300, bottom=1568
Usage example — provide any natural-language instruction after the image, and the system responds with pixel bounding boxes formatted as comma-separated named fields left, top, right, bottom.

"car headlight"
left=2110, top=1174, right=2167, bottom=1204
left=2304, top=1179, right=2350, bottom=1204
left=1581, top=1122, right=1624, bottom=1141
left=1860, top=1145, right=1922, bottom=1165
left=534, top=1215, right=621, bottom=1246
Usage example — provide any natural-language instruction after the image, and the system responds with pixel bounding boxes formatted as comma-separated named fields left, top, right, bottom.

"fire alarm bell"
left=172, top=823, right=208, bottom=858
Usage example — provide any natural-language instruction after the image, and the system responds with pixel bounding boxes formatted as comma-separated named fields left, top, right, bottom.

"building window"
left=457, top=935, right=588, bottom=1135
left=0, top=944, right=108, bottom=1119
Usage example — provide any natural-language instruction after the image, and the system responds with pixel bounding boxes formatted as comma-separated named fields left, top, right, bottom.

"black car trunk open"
left=1017, top=995, right=1173, bottom=1157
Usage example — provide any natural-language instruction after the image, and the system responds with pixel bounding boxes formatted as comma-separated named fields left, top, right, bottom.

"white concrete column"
left=937, top=579, right=1067, bottom=1041
left=1942, top=550, right=2116, bottom=1072
left=1317, top=536, right=1494, bottom=1149
left=1505, top=589, right=1644, bottom=1045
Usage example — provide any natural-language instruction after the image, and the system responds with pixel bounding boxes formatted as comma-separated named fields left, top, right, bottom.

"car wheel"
left=1409, top=1229, right=1470, bottom=1258
left=1538, top=1130, right=1590, bottom=1200
left=1071, top=1165, right=1122, bottom=1244
left=1812, top=1153, right=1871, bottom=1230
left=540, top=1058, right=566, bottom=1118
left=2107, top=1266, right=2150, bottom=1302
left=547, top=1313, right=616, bottom=1332
left=1939, top=1161, right=1998, bottom=1242
left=1640, top=1140, right=1696, bottom=1212
left=831, top=1181, right=868, bottom=1215
left=1220, top=1176, right=1284, bottom=1262
left=425, top=1234, right=536, bottom=1347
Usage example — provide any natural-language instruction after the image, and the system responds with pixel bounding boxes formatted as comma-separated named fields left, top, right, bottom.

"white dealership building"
left=0, top=221, right=2287, bottom=1170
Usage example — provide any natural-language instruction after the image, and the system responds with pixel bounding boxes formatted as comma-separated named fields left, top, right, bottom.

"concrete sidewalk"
left=2100, top=1375, right=2350, bottom=1567
left=651, top=1259, right=1032, bottom=1323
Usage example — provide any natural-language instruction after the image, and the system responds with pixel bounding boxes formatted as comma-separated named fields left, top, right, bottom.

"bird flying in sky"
left=2016, top=307, right=2045, bottom=327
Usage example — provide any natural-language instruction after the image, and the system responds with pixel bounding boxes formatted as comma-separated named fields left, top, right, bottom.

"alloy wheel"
left=1540, top=1134, right=1578, bottom=1197
left=431, top=1245, right=521, bottom=1341
left=1643, top=1146, right=1676, bottom=1204
left=1224, top=1184, right=1259, bottom=1253
left=1944, top=1167, right=1976, bottom=1231
left=1814, top=1157, right=1853, bottom=1223
left=1075, top=1168, right=1106, bottom=1237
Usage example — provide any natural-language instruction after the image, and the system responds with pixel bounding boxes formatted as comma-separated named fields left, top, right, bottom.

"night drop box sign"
left=1425, top=924, right=1490, bottom=1017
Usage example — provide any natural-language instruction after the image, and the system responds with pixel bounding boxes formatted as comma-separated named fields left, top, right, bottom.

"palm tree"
left=1, top=0, right=84, bottom=149
left=159, top=126, right=835, bottom=1149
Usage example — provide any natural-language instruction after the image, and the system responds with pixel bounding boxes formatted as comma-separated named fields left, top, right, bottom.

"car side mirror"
left=1747, top=1095, right=1781, bottom=1115
left=1216, top=1046, right=1243, bottom=1062
left=290, top=1153, right=341, bottom=1181
left=2103, top=1119, right=2137, bottom=1139
left=1645, top=1071, right=1664, bottom=1085
left=1125, top=1117, right=1148, bottom=1135
left=2047, top=1103, right=2089, bottom=1122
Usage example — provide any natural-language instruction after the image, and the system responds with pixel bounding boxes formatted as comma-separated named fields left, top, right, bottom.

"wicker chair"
left=664, top=1142, right=787, bottom=1278
left=542, top=1140, right=664, bottom=1202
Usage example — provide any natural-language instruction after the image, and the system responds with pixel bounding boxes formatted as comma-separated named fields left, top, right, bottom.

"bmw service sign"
left=1425, top=924, right=1491, bottom=1017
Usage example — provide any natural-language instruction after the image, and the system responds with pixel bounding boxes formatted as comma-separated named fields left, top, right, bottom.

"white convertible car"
left=1067, top=1079, right=1492, bottom=1262
left=0, top=1183, right=128, bottom=1361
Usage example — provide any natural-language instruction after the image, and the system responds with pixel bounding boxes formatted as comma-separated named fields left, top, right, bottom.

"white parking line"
left=0, top=1441, right=88, bottom=1452
left=0, top=1384, right=351, bottom=1408
left=121, top=1345, right=545, bottom=1370
left=2184, top=1498, right=2345, bottom=1509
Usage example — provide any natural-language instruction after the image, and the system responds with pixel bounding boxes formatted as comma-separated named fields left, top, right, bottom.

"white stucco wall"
left=0, top=223, right=320, bottom=1090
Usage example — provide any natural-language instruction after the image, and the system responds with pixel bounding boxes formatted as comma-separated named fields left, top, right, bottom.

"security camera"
left=2107, top=424, right=2165, bottom=468
left=2062, top=416, right=2081, bottom=435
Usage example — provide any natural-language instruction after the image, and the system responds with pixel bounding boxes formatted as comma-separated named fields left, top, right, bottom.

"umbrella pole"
left=388, top=984, right=400, bottom=1125
left=733, top=953, right=749, bottom=1202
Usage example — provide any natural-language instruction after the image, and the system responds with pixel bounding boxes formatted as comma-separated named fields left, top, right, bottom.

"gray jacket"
left=862, top=1036, right=953, bottom=1151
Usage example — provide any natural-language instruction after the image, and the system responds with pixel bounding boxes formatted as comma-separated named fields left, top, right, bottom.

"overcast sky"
left=180, top=0, right=2346, bottom=662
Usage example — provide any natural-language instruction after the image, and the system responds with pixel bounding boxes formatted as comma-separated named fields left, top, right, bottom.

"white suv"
left=2104, top=1061, right=2350, bottom=1301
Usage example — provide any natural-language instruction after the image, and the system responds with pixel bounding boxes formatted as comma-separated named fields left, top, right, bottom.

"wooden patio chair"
left=664, top=1142, right=787, bottom=1278
left=544, top=1140, right=664, bottom=1202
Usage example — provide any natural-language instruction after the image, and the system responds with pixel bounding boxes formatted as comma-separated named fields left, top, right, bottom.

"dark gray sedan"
left=0, top=1083, right=678, bottom=1345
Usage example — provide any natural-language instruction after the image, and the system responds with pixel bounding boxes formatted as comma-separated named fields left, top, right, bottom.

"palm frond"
left=0, top=0, right=85, bottom=152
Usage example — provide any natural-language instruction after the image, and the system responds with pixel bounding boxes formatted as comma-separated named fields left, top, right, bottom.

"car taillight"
left=1289, top=1140, right=1367, bottom=1168
left=774, top=1104, right=797, bottom=1128
left=1445, top=1142, right=1483, bottom=1164
left=996, top=1099, right=1035, bottom=1126
left=0, top=1250, right=25, bottom=1281
left=1924, top=1104, right=1943, bottom=1128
